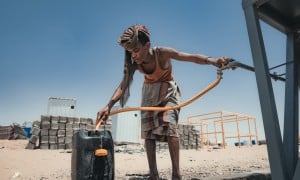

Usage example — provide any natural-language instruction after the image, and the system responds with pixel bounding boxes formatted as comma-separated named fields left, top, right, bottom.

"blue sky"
left=0, top=0, right=287, bottom=140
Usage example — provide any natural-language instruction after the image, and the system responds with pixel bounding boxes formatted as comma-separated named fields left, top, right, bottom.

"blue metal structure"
left=242, top=0, right=300, bottom=179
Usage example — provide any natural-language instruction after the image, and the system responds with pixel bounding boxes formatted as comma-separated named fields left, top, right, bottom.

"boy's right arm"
left=96, top=62, right=136, bottom=125
left=96, top=81, right=124, bottom=124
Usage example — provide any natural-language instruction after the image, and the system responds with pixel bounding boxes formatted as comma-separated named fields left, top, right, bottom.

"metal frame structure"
left=242, top=0, right=300, bottom=179
left=186, top=111, right=258, bottom=148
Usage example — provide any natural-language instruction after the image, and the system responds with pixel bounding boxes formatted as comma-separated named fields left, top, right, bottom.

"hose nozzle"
left=220, top=58, right=239, bottom=71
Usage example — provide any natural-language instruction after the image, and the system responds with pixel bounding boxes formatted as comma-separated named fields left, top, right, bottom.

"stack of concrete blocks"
left=39, top=115, right=94, bottom=150
left=153, top=124, right=200, bottom=151
left=156, top=142, right=168, bottom=152
left=0, top=126, right=13, bottom=140
left=178, top=124, right=199, bottom=150
left=25, top=121, right=41, bottom=149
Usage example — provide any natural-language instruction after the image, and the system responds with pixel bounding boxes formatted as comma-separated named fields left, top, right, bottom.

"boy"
left=97, top=24, right=228, bottom=180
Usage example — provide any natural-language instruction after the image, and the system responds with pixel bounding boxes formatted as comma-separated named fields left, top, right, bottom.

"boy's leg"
left=167, top=136, right=181, bottom=180
left=145, top=139, right=159, bottom=180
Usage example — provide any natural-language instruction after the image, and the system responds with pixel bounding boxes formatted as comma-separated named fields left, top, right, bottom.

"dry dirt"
left=0, top=140, right=270, bottom=179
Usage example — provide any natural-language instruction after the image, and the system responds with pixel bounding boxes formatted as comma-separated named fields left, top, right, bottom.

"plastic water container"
left=22, top=127, right=32, bottom=138
left=71, top=130, right=114, bottom=180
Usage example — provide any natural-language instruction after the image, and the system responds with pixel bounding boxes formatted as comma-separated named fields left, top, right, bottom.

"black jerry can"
left=71, top=130, right=114, bottom=180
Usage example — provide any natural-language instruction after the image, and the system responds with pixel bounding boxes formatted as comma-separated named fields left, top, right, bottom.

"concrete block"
left=67, top=117, right=74, bottom=124
left=41, top=136, right=49, bottom=143
left=49, top=136, right=57, bottom=144
left=32, top=121, right=41, bottom=128
left=25, top=142, right=36, bottom=149
left=66, top=130, right=73, bottom=137
left=51, top=116, right=59, bottom=123
left=41, top=129, right=49, bottom=136
left=66, top=123, right=73, bottom=129
left=31, top=127, right=40, bottom=136
left=86, top=124, right=94, bottom=131
left=49, top=129, right=57, bottom=136
left=73, top=117, right=80, bottom=124
left=58, top=136, right=65, bottom=144
left=49, top=144, right=58, bottom=150
left=72, top=124, right=79, bottom=130
left=40, top=143, right=49, bottom=150
left=29, top=135, right=39, bottom=144
left=41, top=115, right=51, bottom=123
left=87, top=118, right=93, bottom=125
left=80, top=118, right=88, bottom=124
left=41, top=122, right=50, bottom=129
left=51, top=123, right=58, bottom=130
left=57, top=130, right=65, bottom=137
left=65, top=136, right=72, bottom=144
left=59, top=116, right=67, bottom=123
left=58, top=144, right=65, bottom=149
left=79, top=124, right=86, bottom=130
left=65, top=143, right=72, bottom=149
left=58, top=123, right=66, bottom=129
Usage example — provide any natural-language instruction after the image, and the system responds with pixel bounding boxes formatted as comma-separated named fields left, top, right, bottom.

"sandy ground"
left=0, top=140, right=270, bottom=180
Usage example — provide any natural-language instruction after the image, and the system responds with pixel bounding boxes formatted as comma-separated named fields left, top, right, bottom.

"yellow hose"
left=96, top=69, right=223, bottom=130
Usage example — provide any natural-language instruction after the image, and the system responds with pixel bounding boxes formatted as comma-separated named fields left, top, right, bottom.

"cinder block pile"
left=26, top=121, right=41, bottom=149
left=178, top=124, right=199, bottom=150
left=0, top=124, right=28, bottom=140
left=40, top=115, right=95, bottom=149
left=25, top=115, right=95, bottom=150
left=156, top=142, right=168, bottom=151
left=154, top=124, right=200, bottom=151
left=0, top=126, right=13, bottom=140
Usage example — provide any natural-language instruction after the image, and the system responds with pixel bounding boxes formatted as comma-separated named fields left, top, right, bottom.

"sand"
left=0, top=140, right=270, bottom=179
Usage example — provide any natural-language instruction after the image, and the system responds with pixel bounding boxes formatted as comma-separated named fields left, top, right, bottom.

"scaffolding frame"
left=186, top=111, right=258, bottom=148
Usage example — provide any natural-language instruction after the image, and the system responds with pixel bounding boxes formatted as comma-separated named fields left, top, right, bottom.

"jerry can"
left=71, top=129, right=114, bottom=180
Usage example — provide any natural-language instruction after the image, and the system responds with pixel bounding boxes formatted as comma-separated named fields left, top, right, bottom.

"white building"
left=111, top=106, right=141, bottom=144
left=47, top=97, right=76, bottom=117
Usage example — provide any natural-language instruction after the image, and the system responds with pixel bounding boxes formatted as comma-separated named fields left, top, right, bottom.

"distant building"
left=47, top=97, right=76, bottom=117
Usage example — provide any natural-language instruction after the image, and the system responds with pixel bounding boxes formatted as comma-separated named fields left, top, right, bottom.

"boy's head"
left=118, top=25, right=150, bottom=50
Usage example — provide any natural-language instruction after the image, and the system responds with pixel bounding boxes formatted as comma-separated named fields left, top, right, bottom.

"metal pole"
left=242, top=0, right=288, bottom=179
left=284, top=31, right=299, bottom=179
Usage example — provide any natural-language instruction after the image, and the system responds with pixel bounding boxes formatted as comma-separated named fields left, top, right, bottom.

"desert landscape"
left=0, top=139, right=270, bottom=180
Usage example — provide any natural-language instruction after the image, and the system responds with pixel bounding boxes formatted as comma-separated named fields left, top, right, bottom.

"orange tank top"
left=137, top=47, right=173, bottom=84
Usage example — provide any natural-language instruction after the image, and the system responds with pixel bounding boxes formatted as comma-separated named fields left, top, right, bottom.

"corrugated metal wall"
left=111, top=106, right=140, bottom=144
left=47, top=97, right=76, bottom=117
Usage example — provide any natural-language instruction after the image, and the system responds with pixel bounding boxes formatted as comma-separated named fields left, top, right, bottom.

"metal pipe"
left=221, top=59, right=286, bottom=82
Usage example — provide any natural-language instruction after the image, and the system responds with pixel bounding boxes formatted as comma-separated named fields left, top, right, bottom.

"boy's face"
left=127, top=42, right=150, bottom=64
